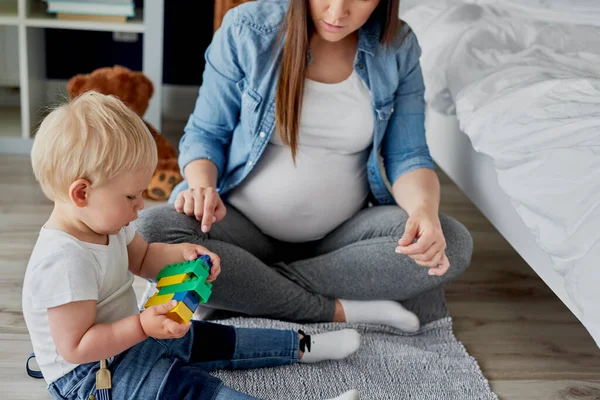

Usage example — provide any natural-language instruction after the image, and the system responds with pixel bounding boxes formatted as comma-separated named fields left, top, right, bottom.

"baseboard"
left=45, top=80, right=199, bottom=121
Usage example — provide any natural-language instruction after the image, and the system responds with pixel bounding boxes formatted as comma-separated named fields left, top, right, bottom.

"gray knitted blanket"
left=141, top=281, right=497, bottom=399
left=211, top=317, right=498, bottom=400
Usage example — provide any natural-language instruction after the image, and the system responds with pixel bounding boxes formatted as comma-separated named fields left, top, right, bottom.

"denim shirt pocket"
left=374, top=98, right=395, bottom=122
left=372, top=97, right=395, bottom=149
left=238, top=79, right=262, bottom=135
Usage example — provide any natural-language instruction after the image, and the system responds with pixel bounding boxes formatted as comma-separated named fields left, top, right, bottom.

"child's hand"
left=182, top=244, right=221, bottom=282
left=140, top=301, right=191, bottom=339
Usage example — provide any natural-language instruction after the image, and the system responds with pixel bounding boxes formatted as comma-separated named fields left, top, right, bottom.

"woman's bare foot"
left=333, top=299, right=346, bottom=322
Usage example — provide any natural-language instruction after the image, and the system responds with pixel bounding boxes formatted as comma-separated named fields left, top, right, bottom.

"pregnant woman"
left=136, top=0, right=473, bottom=330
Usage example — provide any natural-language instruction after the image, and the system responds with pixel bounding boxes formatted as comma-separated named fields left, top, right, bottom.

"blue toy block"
left=157, top=276, right=212, bottom=303
left=172, top=290, right=200, bottom=313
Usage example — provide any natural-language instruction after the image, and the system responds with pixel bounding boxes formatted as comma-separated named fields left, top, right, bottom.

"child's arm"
left=127, top=233, right=220, bottom=281
left=48, top=300, right=145, bottom=364
left=48, top=299, right=189, bottom=364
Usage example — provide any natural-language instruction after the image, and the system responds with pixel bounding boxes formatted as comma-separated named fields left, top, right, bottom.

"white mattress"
left=401, top=0, right=600, bottom=345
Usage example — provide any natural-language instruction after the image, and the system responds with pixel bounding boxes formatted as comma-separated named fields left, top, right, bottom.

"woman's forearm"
left=184, top=159, right=219, bottom=189
left=391, top=168, right=440, bottom=216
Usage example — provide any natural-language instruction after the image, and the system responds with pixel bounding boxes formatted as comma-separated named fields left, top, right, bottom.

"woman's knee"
left=353, top=205, right=408, bottom=239
left=135, top=204, right=203, bottom=244
left=440, top=214, right=473, bottom=280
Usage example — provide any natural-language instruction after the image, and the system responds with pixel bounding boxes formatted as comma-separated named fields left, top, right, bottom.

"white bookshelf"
left=0, top=1, right=18, bottom=24
left=0, top=0, right=164, bottom=154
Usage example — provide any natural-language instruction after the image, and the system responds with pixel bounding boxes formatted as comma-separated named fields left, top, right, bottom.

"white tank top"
left=227, top=70, right=374, bottom=242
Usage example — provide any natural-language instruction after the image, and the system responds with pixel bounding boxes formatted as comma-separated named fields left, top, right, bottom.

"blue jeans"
left=48, top=321, right=299, bottom=400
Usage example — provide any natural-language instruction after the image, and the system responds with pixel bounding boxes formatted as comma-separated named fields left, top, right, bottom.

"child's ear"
left=69, top=179, right=91, bottom=207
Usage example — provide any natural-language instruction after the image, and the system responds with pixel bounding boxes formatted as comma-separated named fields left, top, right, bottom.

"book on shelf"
left=56, top=13, right=128, bottom=23
left=46, top=1, right=135, bottom=18
left=46, top=0, right=133, bottom=3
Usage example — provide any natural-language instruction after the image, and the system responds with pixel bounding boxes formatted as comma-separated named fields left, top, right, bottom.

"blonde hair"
left=31, top=91, right=158, bottom=201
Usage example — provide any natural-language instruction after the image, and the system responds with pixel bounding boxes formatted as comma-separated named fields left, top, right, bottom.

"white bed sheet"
left=424, top=106, right=583, bottom=323
left=400, top=0, right=600, bottom=345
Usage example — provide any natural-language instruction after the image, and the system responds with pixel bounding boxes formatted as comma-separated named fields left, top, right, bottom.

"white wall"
left=0, top=26, right=19, bottom=87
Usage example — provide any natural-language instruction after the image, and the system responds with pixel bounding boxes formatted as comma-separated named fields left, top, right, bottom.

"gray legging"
left=135, top=204, right=473, bottom=323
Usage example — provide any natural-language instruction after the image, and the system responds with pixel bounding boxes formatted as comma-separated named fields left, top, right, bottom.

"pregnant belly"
left=227, top=144, right=369, bottom=242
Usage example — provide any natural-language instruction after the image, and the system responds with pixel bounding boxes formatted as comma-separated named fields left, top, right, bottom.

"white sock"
left=339, top=299, right=420, bottom=332
left=298, top=329, right=360, bottom=364
left=327, top=390, right=359, bottom=400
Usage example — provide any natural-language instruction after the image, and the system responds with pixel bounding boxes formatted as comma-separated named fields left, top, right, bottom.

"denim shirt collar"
left=357, top=18, right=381, bottom=56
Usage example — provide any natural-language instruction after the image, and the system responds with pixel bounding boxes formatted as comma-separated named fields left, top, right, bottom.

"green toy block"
left=156, top=258, right=211, bottom=282
left=157, top=276, right=213, bottom=303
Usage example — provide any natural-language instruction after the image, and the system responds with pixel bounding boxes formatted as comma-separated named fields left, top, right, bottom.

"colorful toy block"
left=144, top=292, right=176, bottom=308
left=156, top=255, right=212, bottom=283
left=167, top=302, right=194, bottom=324
left=157, top=276, right=212, bottom=302
left=172, top=290, right=200, bottom=313
left=144, top=256, right=213, bottom=324
left=144, top=290, right=200, bottom=311
left=156, top=273, right=189, bottom=288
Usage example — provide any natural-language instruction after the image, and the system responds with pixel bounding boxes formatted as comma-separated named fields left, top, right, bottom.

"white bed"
left=400, top=0, right=600, bottom=346
left=425, top=106, right=583, bottom=319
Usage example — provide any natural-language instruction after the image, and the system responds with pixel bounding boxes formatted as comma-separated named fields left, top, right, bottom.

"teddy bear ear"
left=113, top=65, right=130, bottom=74
left=122, top=71, right=154, bottom=116
left=67, top=75, right=89, bottom=99
left=134, top=72, right=154, bottom=100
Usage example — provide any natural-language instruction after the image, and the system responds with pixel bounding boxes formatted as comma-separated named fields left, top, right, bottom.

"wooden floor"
left=2, top=154, right=600, bottom=399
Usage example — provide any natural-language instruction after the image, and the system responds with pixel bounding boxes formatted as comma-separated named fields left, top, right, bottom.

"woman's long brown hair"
left=275, top=0, right=402, bottom=161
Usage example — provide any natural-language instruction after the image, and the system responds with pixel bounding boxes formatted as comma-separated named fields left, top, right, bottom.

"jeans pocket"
left=49, top=374, right=87, bottom=400
left=51, top=360, right=116, bottom=400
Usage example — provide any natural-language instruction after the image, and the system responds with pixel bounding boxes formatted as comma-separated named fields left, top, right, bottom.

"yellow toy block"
left=167, top=302, right=193, bottom=324
left=156, top=273, right=189, bottom=288
left=144, top=293, right=174, bottom=308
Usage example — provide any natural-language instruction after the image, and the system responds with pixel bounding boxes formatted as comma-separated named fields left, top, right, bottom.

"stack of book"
left=45, top=0, right=136, bottom=23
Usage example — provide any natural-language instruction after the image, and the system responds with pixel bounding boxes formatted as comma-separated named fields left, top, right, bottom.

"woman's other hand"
left=395, top=209, right=450, bottom=276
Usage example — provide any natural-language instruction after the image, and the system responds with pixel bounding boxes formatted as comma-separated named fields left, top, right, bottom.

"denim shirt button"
left=247, top=161, right=253, bottom=167
left=358, top=64, right=364, bottom=70
left=259, top=131, right=266, bottom=138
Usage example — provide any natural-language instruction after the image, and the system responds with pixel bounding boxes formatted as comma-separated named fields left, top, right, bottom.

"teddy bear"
left=66, top=65, right=183, bottom=201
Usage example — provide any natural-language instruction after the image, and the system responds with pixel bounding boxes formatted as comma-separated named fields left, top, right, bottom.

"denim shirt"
left=173, top=0, right=434, bottom=205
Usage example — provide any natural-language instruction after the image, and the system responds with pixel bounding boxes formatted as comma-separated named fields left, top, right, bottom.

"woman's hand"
left=174, top=187, right=227, bottom=233
left=181, top=243, right=221, bottom=282
left=395, top=209, right=450, bottom=276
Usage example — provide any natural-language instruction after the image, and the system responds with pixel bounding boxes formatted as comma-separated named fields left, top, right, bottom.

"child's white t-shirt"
left=22, top=225, right=139, bottom=384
